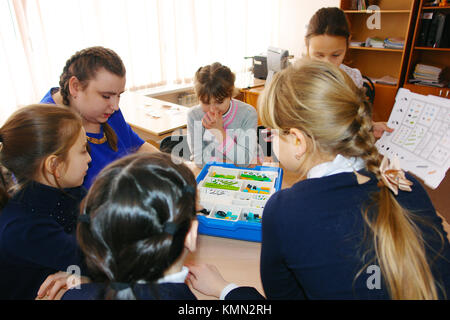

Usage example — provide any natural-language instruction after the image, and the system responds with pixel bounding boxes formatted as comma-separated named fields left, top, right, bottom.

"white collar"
left=307, top=154, right=365, bottom=179
left=156, top=266, right=189, bottom=284
left=222, top=100, right=233, bottom=118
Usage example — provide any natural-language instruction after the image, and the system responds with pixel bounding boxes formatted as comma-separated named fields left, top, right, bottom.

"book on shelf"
left=410, top=63, right=447, bottom=87
left=365, top=37, right=384, bottom=48
left=370, top=75, right=398, bottom=86
left=417, top=12, right=434, bottom=46
left=350, top=41, right=365, bottom=47
left=362, top=37, right=404, bottom=49
left=384, top=37, right=405, bottom=49
left=425, top=12, right=448, bottom=48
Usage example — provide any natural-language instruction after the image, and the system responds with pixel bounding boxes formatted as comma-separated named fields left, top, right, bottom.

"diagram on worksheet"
left=376, top=88, right=450, bottom=189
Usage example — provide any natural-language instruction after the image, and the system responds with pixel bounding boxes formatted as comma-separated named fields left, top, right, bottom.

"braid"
left=351, top=89, right=382, bottom=177
left=259, top=60, right=440, bottom=299
left=59, top=53, right=82, bottom=106
left=58, top=47, right=126, bottom=151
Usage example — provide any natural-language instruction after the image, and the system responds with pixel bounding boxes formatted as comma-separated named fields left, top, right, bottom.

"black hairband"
left=110, top=282, right=131, bottom=291
left=78, top=214, right=90, bottom=225
left=163, top=221, right=178, bottom=235
left=183, top=185, right=196, bottom=195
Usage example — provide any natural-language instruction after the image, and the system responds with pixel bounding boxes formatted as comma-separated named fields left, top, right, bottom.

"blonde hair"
left=258, top=59, right=439, bottom=300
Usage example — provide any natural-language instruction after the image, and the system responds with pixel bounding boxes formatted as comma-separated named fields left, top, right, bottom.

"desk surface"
left=119, top=91, right=189, bottom=137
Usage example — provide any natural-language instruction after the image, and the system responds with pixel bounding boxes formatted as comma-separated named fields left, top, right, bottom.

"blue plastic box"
left=196, top=162, right=283, bottom=242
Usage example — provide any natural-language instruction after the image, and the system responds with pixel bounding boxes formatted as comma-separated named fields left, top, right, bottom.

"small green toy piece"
left=240, top=172, right=272, bottom=182
left=204, top=178, right=240, bottom=191
left=204, top=182, right=240, bottom=191
left=212, top=171, right=235, bottom=179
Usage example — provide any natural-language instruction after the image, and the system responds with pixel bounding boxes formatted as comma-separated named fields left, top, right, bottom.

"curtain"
left=0, top=0, right=280, bottom=125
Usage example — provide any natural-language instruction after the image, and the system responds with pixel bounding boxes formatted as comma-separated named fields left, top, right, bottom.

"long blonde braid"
left=258, top=59, right=439, bottom=299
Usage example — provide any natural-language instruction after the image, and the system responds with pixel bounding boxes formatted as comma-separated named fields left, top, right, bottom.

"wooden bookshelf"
left=340, top=0, right=419, bottom=121
left=414, top=46, right=450, bottom=51
left=404, top=0, right=450, bottom=99
left=344, top=10, right=412, bottom=13
left=349, top=46, right=404, bottom=52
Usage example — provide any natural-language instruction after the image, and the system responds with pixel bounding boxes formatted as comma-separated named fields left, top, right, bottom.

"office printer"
left=246, top=54, right=268, bottom=80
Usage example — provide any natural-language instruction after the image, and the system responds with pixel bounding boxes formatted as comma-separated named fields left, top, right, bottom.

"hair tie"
left=78, top=214, right=91, bottom=225
left=378, top=156, right=413, bottom=196
left=183, top=185, right=196, bottom=195
left=163, top=221, right=178, bottom=235
left=110, top=282, right=131, bottom=291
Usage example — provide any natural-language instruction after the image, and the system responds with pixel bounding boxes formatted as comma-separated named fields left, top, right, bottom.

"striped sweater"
left=187, top=99, right=258, bottom=167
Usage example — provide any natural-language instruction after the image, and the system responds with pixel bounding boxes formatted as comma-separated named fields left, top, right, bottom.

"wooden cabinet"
left=402, top=1, right=450, bottom=221
left=340, top=0, right=419, bottom=121
left=403, top=1, right=450, bottom=98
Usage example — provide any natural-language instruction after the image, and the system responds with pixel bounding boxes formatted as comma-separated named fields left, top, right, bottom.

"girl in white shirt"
left=305, top=7, right=393, bottom=138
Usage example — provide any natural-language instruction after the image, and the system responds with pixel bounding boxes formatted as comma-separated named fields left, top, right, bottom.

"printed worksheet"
left=376, top=89, right=450, bottom=189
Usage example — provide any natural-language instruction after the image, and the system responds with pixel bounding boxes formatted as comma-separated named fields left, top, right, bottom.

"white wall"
left=277, top=0, right=341, bottom=59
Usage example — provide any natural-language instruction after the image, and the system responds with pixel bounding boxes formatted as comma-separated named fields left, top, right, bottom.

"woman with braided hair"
left=188, top=59, right=450, bottom=300
left=41, top=46, right=158, bottom=189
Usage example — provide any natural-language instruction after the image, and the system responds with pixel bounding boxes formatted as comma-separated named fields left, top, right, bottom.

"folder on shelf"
left=426, top=12, right=447, bottom=47
left=418, top=12, right=434, bottom=46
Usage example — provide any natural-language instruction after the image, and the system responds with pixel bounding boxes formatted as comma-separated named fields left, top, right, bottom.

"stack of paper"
left=350, top=41, right=365, bottom=47
left=371, top=75, right=398, bottom=86
left=410, top=63, right=444, bottom=87
left=384, top=37, right=405, bottom=49
left=365, top=37, right=384, bottom=48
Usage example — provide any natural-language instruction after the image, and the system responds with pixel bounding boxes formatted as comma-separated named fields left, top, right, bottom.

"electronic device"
left=265, top=46, right=290, bottom=86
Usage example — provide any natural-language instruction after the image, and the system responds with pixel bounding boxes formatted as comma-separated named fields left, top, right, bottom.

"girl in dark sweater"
left=0, top=104, right=91, bottom=299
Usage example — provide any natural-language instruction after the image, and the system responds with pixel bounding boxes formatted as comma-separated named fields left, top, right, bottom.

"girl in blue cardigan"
left=0, top=104, right=91, bottom=299
left=189, top=60, right=450, bottom=300
left=41, top=46, right=159, bottom=189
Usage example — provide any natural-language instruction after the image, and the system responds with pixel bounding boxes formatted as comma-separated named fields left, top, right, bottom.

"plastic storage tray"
left=196, top=162, right=283, bottom=242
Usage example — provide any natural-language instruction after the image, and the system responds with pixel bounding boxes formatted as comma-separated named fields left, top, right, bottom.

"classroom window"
left=0, top=0, right=280, bottom=124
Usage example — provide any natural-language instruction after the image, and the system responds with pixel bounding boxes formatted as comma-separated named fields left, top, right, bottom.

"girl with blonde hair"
left=188, top=60, right=450, bottom=300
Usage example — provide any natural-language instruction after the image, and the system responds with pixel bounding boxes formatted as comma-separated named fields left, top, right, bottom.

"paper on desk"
left=375, top=88, right=450, bottom=189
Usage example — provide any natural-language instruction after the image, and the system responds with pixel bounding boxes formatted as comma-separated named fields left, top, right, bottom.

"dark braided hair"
left=77, top=152, right=197, bottom=300
left=59, top=47, right=126, bottom=152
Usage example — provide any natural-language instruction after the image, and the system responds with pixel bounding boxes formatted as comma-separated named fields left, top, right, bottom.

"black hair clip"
left=183, top=185, right=196, bottom=195
left=163, top=221, right=178, bottom=235
left=78, top=214, right=91, bottom=225
left=110, top=282, right=131, bottom=291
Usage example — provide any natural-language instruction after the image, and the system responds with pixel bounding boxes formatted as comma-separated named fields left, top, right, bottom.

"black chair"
left=257, top=125, right=272, bottom=158
left=362, top=75, right=375, bottom=104
left=159, top=135, right=191, bottom=161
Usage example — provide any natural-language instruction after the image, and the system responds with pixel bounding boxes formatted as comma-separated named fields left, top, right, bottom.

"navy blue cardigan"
left=62, top=282, right=264, bottom=300
left=260, top=171, right=450, bottom=299
left=0, top=181, right=86, bottom=299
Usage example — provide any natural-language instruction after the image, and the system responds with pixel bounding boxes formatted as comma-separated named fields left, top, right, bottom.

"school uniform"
left=187, top=99, right=259, bottom=167
left=260, top=155, right=450, bottom=299
left=41, top=88, right=145, bottom=189
left=0, top=181, right=86, bottom=299
left=340, top=64, right=364, bottom=89
left=62, top=266, right=265, bottom=300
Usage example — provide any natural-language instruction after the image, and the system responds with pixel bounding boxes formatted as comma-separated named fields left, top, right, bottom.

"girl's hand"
left=36, top=271, right=90, bottom=300
left=372, top=121, right=394, bottom=139
left=202, top=109, right=226, bottom=143
left=187, top=264, right=230, bottom=298
left=202, top=109, right=224, bottom=131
